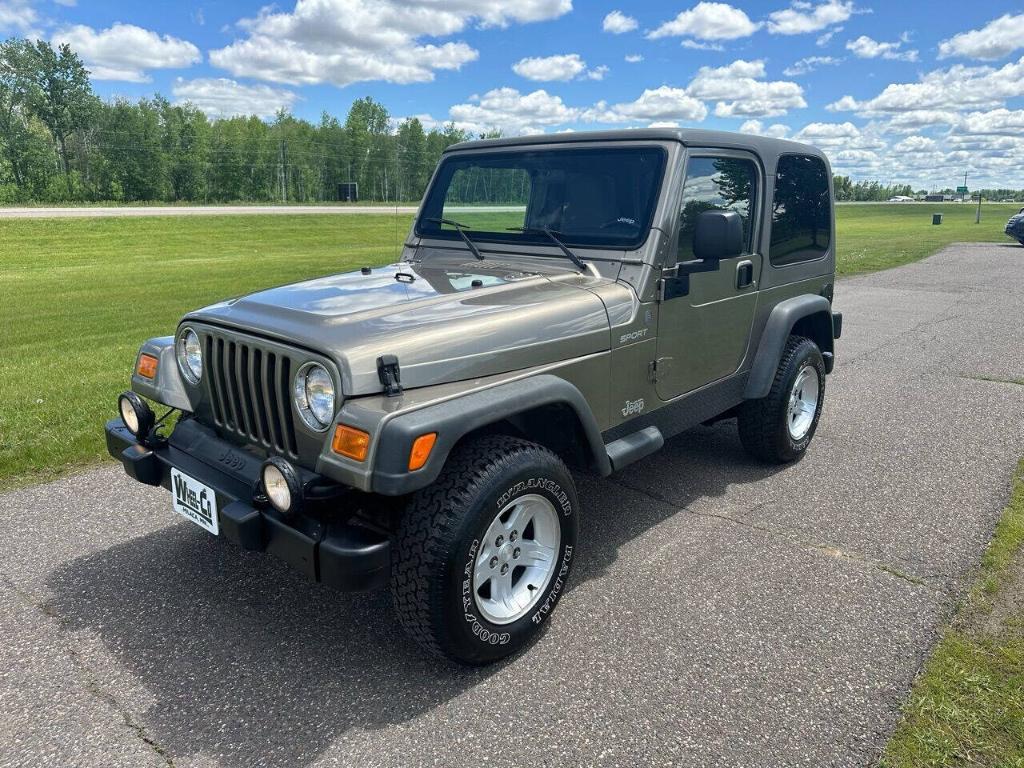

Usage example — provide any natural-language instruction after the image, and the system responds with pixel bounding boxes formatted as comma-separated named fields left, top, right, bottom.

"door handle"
left=736, top=260, right=754, bottom=289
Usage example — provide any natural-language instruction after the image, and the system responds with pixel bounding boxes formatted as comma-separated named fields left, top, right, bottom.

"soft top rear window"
left=416, top=146, right=667, bottom=250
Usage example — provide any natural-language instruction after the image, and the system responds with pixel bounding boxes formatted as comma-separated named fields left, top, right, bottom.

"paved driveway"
left=2, top=243, right=1023, bottom=767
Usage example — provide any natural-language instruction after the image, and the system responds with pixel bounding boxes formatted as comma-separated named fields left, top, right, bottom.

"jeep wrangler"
left=106, top=129, right=842, bottom=665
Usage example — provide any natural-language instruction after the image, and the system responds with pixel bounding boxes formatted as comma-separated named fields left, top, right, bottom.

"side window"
left=770, top=155, right=831, bottom=265
left=678, top=155, right=757, bottom=262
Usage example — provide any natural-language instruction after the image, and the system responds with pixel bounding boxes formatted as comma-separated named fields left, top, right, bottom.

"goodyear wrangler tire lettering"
left=391, top=434, right=579, bottom=665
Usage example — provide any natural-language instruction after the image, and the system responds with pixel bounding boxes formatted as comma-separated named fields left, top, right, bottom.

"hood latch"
left=377, top=355, right=403, bottom=397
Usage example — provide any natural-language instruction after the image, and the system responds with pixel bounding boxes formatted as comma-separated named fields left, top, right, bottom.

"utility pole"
left=963, top=171, right=967, bottom=203
left=976, top=192, right=982, bottom=224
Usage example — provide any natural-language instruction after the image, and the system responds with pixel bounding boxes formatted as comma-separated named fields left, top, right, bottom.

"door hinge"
left=649, top=357, right=671, bottom=383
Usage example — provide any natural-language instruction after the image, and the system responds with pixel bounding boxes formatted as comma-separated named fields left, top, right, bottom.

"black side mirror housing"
left=693, top=209, right=744, bottom=261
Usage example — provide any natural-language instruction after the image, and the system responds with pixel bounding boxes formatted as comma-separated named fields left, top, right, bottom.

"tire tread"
left=390, top=435, right=565, bottom=661
left=738, top=335, right=821, bottom=463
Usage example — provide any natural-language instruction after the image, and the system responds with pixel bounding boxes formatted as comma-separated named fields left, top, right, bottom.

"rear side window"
left=770, top=155, right=832, bottom=265
left=678, top=155, right=758, bottom=261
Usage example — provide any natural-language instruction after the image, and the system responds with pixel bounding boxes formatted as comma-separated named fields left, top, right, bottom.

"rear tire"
left=738, top=335, right=826, bottom=463
left=390, top=435, right=579, bottom=665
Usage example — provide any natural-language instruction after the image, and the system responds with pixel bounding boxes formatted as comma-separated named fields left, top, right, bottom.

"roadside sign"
left=957, top=186, right=969, bottom=194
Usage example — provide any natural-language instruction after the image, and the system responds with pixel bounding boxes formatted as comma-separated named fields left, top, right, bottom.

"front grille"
left=203, top=332, right=298, bottom=456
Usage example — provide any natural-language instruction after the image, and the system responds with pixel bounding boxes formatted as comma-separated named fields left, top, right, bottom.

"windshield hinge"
left=377, top=355, right=403, bottom=397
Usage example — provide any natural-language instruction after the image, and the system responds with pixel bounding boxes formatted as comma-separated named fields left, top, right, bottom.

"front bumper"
left=105, top=417, right=390, bottom=591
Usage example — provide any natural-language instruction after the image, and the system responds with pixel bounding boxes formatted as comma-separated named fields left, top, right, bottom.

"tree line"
left=832, top=176, right=1022, bottom=202
left=0, top=38, right=473, bottom=205
left=2, top=37, right=1021, bottom=206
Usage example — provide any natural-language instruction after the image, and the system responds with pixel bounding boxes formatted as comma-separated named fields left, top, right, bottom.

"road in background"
left=0, top=205, right=420, bottom=218
left=1, top=243, right=1023, bottom=767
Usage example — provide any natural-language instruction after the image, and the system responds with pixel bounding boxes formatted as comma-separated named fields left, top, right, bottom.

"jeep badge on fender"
left=106, top=129, right=842, bottom=665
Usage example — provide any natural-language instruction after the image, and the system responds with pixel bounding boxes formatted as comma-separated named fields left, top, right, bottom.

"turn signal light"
left=332, top=425, right=370, bottom=461
left=408, top=432, right=437, bottom=471
left=136, top=353, right=158, bottom=379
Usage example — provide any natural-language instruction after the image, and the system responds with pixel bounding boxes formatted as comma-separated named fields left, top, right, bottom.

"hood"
left=185, top=257, right=623, bottom=395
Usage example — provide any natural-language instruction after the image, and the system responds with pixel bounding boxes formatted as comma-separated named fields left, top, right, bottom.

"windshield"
left=416, top=146, right=667, bottom=250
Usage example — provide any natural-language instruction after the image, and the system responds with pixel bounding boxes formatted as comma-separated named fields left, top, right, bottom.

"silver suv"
left=107, top=129, right=842, bottom=664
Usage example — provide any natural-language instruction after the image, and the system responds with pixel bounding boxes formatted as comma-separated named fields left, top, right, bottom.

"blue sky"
left=3, top=0, right=1024, bottom=188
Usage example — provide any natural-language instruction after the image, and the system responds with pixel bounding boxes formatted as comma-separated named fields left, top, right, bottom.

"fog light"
left=261, top=457, right=302, bottom=516
left=118, top=391, right=155, bottom=438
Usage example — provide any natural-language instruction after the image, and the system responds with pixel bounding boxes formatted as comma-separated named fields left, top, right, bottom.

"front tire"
left=738, top=335, right=826, bottom=463
left=391, top=435, right=579, bottom=665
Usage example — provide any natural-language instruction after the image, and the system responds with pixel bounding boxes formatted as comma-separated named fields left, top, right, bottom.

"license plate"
left=170, top=468, right=219, bottom=535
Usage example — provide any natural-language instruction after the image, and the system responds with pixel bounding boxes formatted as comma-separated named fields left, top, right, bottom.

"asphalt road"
left=0, top=205, right=421, bottom=218
left=2, top=242, right=1023, bottom=768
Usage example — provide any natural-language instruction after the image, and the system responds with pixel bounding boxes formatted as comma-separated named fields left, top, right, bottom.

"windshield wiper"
left=507, top=226, right=587, bottom=271
left=426, top=217, right=484, bottom=261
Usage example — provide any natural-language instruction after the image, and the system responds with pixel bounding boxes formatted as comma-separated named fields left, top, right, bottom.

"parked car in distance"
left=1006, top=208, right=1024, bottom=246
left=106, top=129, right=842, bottom=665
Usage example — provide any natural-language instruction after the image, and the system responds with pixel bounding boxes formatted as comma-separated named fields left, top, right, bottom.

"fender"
left=371, top=374, right=611, bottom=495
left=130, top=337, right=196, bottom=411
left=744, top=295, right=833, bottom=400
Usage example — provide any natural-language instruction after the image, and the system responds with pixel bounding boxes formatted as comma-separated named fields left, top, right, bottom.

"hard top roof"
left=445, top=128, right=825, bottom=161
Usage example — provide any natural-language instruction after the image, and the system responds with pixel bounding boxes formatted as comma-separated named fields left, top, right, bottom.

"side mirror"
left=693, top=209, right=743, bottom=261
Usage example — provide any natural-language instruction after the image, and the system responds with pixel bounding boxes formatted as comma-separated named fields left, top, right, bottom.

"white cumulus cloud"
left=172, top=77, right=299, bottom=119
left=893, top=135, right=936, bottom=153
left=846, top=34, right=918, bottom=62
left=960, top=108, right=1024, bottom=136
left=828, top=56, right=1024, bottom=115
left=448, top=87, right=579, bottom=135
left=0, top=0, right=39, bottom=36
left=587, top=86, right=709, bottom=123
left=938, top=13, right=1024, bottom=61
left=688, top=59, right=807, bottom=117
left=513, top=54, right=587, bottom=81
left=602, top=10, right=637, bottom=34
left=740, top=119, right=790, bottom=138
left=210, top=0, right=570, bottom=88
left=52, top=23, right=201, bottom=82
left=647, top=2, right=760, bottom=41
left=767, top=0, right=856, bottom=35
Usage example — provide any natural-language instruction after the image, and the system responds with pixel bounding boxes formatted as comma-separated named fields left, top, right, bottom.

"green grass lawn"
left=0, top=203, right=1020, bottom=490
left=835, top=202, right=1020, bottom=276
left=882, top=460, right=1024, bottom=767
left=0, top=214, right=409, bottom=489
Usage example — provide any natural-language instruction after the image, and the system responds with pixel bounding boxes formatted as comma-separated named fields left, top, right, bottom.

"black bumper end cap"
left=831, top=311, right=843, bottom=339
left=319, top=525, right=391, bottom=592
left=221, top=501, right=265, bottom=551
left=121, top=444, right=163, bottom=486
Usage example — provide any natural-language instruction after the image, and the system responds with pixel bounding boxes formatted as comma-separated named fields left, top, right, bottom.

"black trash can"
left=932, top=213, right=943, bottom=225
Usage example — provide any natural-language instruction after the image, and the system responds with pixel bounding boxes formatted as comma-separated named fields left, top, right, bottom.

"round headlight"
left=293, top=363, right=335, bottom=431
left=176, top=328, right=202, bottom=384
left=261, top=458, right=302, bottom=516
